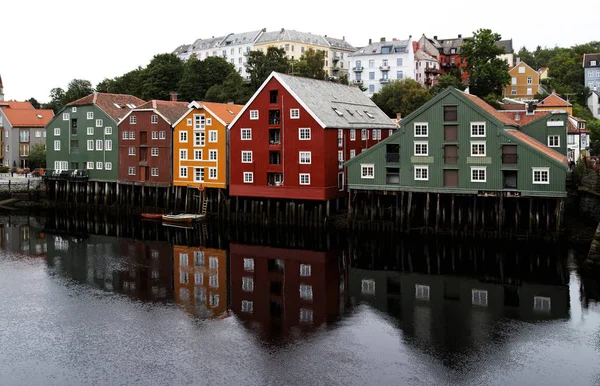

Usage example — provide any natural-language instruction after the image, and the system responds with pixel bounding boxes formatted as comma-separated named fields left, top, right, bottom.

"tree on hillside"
left=460, top=29, right=511, bottom=99
left=178, top=55, right=235, bottom=101
left=371, top=79, right=432, bottom=118
left=430, top=74, right=466, bottom=95
left=28, top=144, right=46, bottom=169
left=140, top=53, right=184, bottom=100
left=44, top=87, right=66, bottom=113
left=28, top=97, right=41, bottom=109
left=204, top=72, right=253, bottom=105
left=246, top=47, right=289, bottom=90
left=294, top=48, right=326, bottom=79
left=63, top=79, right=94, bottom=105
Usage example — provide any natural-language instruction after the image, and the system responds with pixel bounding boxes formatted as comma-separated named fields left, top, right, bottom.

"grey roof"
left=190, top=36, right=227, bottom=51
left=584, top=53, right=600, bottom=67
left=437, top=37, right=464, bottom=55
left=172, top=44, right=191, bottom=56
left=351, top=39, right=410, bottom=57
left=496, top=39, right=513, bottom=54
left=324, top=36, right=357, bottom=52
left=275, top=72, right=396, bottom=129
left=255, top=29, right=329, bottom=47
left=221, top=30, right=264, bottom=46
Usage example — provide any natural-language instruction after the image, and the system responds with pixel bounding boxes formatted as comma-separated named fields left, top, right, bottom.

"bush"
left=0, top=166, right=9, bottom=173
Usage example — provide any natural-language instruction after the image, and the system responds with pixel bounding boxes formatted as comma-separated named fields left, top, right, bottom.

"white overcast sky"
left=1, top=0, right=592, bottom=103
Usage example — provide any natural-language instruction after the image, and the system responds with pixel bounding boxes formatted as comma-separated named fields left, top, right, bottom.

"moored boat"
left=141, top=213, right=163, bottom=220
left=162, top=214, right=205, bottom=223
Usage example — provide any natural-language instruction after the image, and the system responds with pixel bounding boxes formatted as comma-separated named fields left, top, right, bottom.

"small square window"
left=361, top=164, right=374, bottom=179
left=87, top=127, right=94, bottom=135
left=414, top=166, right=428, bottom=181
left=151, top=115, right=158, bottom=124
left=130, top=116, right=137, bottom=124
left=249, top=110, right=259, bottom=120
left=471, top=167, right=486, bottom=182
left=243, top=172, right=253, bottom=183
left=105, top=162, right=112, bottom=170
left=96, top=119, right=103, bottom=127
left=414, top=123, right=428, bottom=137
left=242, top=151, right=252, bottom=163
left=299, top=173, right=310, bottom=185
left=299, top=128, right=311, bottom=140
left=471, top=141, right=486, bottom=156
left=241, top=128, right=252, bottom=140
left=290, top=109, right=300, bottom=119
left=414, top=141, right=428, bottom=156
left=532, top=167, right=549, bottom=184
left=87, top=112, right=94, bottom=120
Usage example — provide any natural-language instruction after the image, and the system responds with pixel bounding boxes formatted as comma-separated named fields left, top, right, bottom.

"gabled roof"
left=255, top=29, right=329, bottom=47
left=0, top=101, right=34, bottom=110
left=323, top=36, right=356, bottom=52
left=230, top=72, right=396, bottom=130
left=537, top=92, right=571, bottom=108
left=351, top=39, right=410, bottom=56
left=1, top=108, right=54, bottom=127
left=504, top=129, right=567, bottom=166
left=132, top=100, right=190, bottom=124
left=497, top=110, right=551, bottom=126
left=67, top=92, right=145, bottom=121
left=173, top=101, right=244, bottom=128
left=221, top=30, right=264, bottom=47
left=496, top=39, right=513, bottom=54
left=172, top=44, right=191, bottom=56
left=460, top=91, right=518, bottom=125
left=583, top=53, right=600, bottom=68
left=509, top=61, right=538, bottom=75
left=190, top=36, right=227, bottom=52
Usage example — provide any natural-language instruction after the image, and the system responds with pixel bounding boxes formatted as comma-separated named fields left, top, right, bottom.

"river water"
left=0, top=211, right=599, bottom=386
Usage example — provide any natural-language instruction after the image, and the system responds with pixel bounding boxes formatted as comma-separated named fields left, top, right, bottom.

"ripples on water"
left=0, top=211, right=599, bottom=386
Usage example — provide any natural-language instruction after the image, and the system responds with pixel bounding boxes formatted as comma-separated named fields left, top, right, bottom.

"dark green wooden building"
left=45, top=93, right=145, bottom=182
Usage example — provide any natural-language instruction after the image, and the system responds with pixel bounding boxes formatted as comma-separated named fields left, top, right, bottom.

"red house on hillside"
left=118, top=100, right=188, bottom=185
left=229, top=72, right=397, bottom=201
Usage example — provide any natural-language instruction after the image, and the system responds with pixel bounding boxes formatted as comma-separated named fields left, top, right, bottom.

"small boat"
left=162, top=213, right=205, bottom=223
left=141, top=213, right=163, bottom=220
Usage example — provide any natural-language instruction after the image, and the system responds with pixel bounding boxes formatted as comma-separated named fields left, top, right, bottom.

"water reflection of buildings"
left=230, top=243, right=348, bottom=334
left=0, top=216, right=47, bottom=257
left=174, top=245, right=228, bottom=319
left=349, top=237, right=569, bottom=353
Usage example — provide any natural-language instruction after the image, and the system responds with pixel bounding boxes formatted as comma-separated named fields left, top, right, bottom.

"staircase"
left=201, top=199, right=208, bottom=216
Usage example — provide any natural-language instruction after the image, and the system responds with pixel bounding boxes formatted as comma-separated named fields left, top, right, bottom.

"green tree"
left=294, top=48, right=326, bottom=79
left=44, top=87, right=65, bottom=113
left=460, top=29, right=511, bottom=98
left=371, top=79, right=432, bottom=118
left=28, top=144, right=46, bottom=169
left=204, top=72, right=253, bottom=105
left=28, top=97, right=41, bottom=109
left=178, top=55, right=235, bottom=101
left=430, top=74, right=466, bottom=95
left=140, top=53, right=184, bottom=100
left=246, top=47, right=289, bottom=90
left=63, top=79, right=94, bottom=105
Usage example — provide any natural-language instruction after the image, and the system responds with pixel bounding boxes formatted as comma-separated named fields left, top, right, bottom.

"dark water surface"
left=1, top=211, right=599, bottom=386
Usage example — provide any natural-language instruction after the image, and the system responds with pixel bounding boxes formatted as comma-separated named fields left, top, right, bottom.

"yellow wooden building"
left=504, top=61, right=540, bottom=99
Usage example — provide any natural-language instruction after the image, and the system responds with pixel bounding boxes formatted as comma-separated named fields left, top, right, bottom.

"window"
left=290, top=108, right=300, bottom=119
left=414, top=166, right=428, bottom=181
left=299, top=173, right=310, bottom=185
left=209, top=274, right=218, bottom=287
left=86, top=162, right=94, bottom=169
left=443, top=106, right=457, bottom=121
left=241, top=128, right=252, bottom=140
left=241, top=300, right=253, bottom=313
left=369, top=72, right=375, bottom=80
left=129, top=131, right=135, bottom=140
left=511, top=88, right=517, bottom=95
left=350, top=149, right=356, bottom=158
left=128, top=147, right=135, bottom=155
left=180, top=167, right=188, bottom=178
left=511, top=77, right=517, bottom=85
left=96, top=162, right=103, bottom=170
left=151, top=168, right=158, bottom=176
left=209, top=168, right=217, bottom=179
left=373, top=129, right=381, bottom=140
left=471, top=122, right=486, bottom=137
left=130, top=116, right=137, bottom=124
left=209, top=294, right=219, bottom=307
left=243, top=172, right=253, bottom=183
left=206, top=118, right=212, bottom=126
left=299, top=284, right=313, bottom=300
left=87, top=112, right=93, bottom=120
left=54, top=140, right=61, bottom=151
left=96, top=119, right=103, bottom=127
left=128, top=167, right=136, bottom=175
left=414, top=141, right=428, bottom=156
left=361, top=129, right=368, bottom=140
left=151, top=115, right=158, bottom=124
left=179, top=131, right=187, bottom=143
left=54, top=128, right=60, bottom=136
left=63, top=113, right=69, bottom=120
left=414, top=123, right=428, bottom=137
left=350, top=129, right=356, bottom=141
left=396, top=57, right=403, bottom=66
left=87, top=140, right=94, bottom=150
left=548, top=135, right=560, bottom=147
left=104, top=127, right=112, bottom=135
left=242, top=277, right=254, bottom=292
left=105, top=140, right=112, bottom=151
left=527, top=88, right=533, bottom=95
left=151, top=148, right=159, bottom=156
left=152, top=131, right=158, bottom=139
left=244, top=258, right=254, bottom=271
left=533, top=296, right=551, bottom=312
left=180, top=149, right=188, bottom=160
left=470, top=141, right=486, bottom=156
left=518, top=66, right=525, bottom=73
left=368, top=84, right=375, bottom=93
left=208, top=130, right=217, bottom=143
left=249, top=110, right=259, bottom=120
left=105, top=162, right=112, bottom=170
left=194, top=150, right=202, bottom=160
left=527, top=76, right=533, bottom=85
left=415, top=284, right=430, bottom=300
left=471, top=167, right=486, bottom=182
left=87, top=127, right=94, bottom=135
left=194, top=114, right=205, bottom=130
left=361, top=164, right=374, bottom=179
left=299, top=128, right=311, bottom=140
left=122, top=131, right=129, bottom=140
left=532, top=167, right=549, bottom=184
left=361, top=279, right=375, bottom=295
left=209, top=149, right=217, bottom=161
left=299, top=151, right=311, bottom=164
left=472, top=289, right=488, bottom=306
left=194, top=132, right=205, bottom=146
left=300, top=264, right=311, bottom=277
left=242, top=151, right=252, bottom=163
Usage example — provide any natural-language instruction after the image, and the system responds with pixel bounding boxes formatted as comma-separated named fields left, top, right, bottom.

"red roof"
left=0, top=101, right=34, bottom=110
left=497, top=110, right=550, bottom=126
left=504, top=129, right=567, bottom=165
left=2, top=109, right=54, bottom=127
left=198, top=102, right=244, bottom=124
left=460, top=91, right=518, bottom=125
left=67, top=92, right=145, bottom=121
left=567, top=119, right=590, bottom=134
left=135, top=100, right=189, bottom=124
left=538, top=92, right=571, bottom=108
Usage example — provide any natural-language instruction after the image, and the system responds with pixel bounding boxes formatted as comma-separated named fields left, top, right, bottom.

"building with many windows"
left=583, top=53, right=600, bottom=91
left=503, top=61, right=540, bottom=99
left=348, top=37, right=415, bottom=97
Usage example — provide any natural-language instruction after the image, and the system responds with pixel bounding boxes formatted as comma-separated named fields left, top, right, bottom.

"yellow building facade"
left=504, top=61, right=540, bottom=99
left=172, top=101, right=242, bottom=190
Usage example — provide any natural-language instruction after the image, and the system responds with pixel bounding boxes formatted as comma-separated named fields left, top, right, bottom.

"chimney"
left=369, top=38, right=372, bottom=44
left=393, top=38, right=397, bottom=41
left=396, top=113, right=402, bottom=120
left=458, top=34, right=462, bottom=38
left=324, top=34, right=327, bottom=37
left=434, top=35, right=438, bottom=40
left=170, top=92, right=178, bottom=102
left=380, top=37, right=385, bottom=42
left=343, top=36, right=345, bottom=41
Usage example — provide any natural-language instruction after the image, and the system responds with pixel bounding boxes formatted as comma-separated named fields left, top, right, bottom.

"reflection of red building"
left=230, top=243, right=347, bottom=330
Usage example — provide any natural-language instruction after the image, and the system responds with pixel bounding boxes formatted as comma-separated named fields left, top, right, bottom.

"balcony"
left=267, top=173, right=284, bottom=186
left=424, top=66, right=440, bottom=74
left=353, top=79, right=363, bottom=84
left=425, top=78, right=433, bottom=85
left=269, top=151, right=281, bottom=165
left=268, top=110, right=281, bottom=125
left=352, top=66, right=364, bottom=72
left=379, top=65, right=390, bottom=71
left=269, top=129, right=281, bottom=145
left=380, top=78, right=390, bottom=84
left=332, top=52, right=341, bottom=61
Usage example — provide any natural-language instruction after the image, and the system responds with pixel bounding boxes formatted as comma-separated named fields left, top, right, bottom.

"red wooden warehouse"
left=118, top=100, right=188, bottom=186
left=228, top=72, right=397, bottom=202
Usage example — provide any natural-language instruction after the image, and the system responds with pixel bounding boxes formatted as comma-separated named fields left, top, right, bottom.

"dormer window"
left=592, top=60, right=597, bottom=66
left=332, top=108, right=343, bottom=116
left=364, top=111, right=375, bottom=119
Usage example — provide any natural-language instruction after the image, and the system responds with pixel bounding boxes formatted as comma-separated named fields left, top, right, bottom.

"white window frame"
left=361, top=129, right=368, bottom=140
left=54, top=128, right=60, bottom=136
left=104, top=127, right=112, bottom=135
left=87, top=127, right=94, bottom=135
left=87, top=140, right=94, bottom=151
left=151, top=131, right=158, bottom=139
left=128, top=167, right=136, bottom=176
left=547, top=135, right=560, bottom=147
left=63, top=113, right=69, bottom=120
left=86, top=161, right=94, bottom=169
left=243, top=172, right=253, bottom=183
left=242, top=151, right=252, bottom=163
left=179, top=131, right=187, bottom=143
left=470, top=141, right=486, bottom=157
left=414, top=141, right=428, bottom=156
left=105, top=162, right=112, bottom=170
left=243, top=258, right=255, bottom=271
left=95, top=140, right=103, bottom=151
left=290, top=108, right=300, bottom=119
left=186, top=118, right=192, bottom=126
left=209, top=167, right=217, bottom=179
left=350, top=149, right=356, bottom=158
left=361, top=279, right=376, bottom=295
left=241, top=128, right=252, bottom=140
left=299, top=151, right=311, bottom=164
left=241, top=300, right=253, bottom=313
left=361, top=163, right=374, bottom=179
left=122, top=131, right=129, bottom=140
left=128, top=147, right=135, bottom=156
left=414, top=166, right=428, bottom=181
left=179, top=167, right=188, bottom=178
left=350, top=129, right=356, bottom=141
left=151, top=115, right=158, bottom=124
left=242, top=277, right=254, bottom=292
left=299, top=284, right=313, bottom=300
left=299, top=128, right=311, bottom=140
left=105, top=140, right=112, bottom=151
left=96, top=162, right=103, bottom=170
left=159, top=131, right=166, bottom=139
left=300, top=264, right=311, bottom=277
left=472, top=289, right=489, bottom=307
left=209, top=149, right=217, bottom=161
left=194, top=150, right=202, bottom=160
left=129, top=131, right=135, bottom=140
left=532, top=167, right=550, bottom=185
left=151, top=168, right=159, bottom=177
left=299, top=173, right=310, bottom=185
left=471, top=122, right=486, bottom=137
left=130, top=116, right=137, bottom=124
left=87, top=112, right=94, bottom=120
left=471, top=166, right=487, bottom=182
left=415, top=284, right=430, bottom=300
left=194, top=167, right=205, bottom=182
left=414, top=122, right=428, bottom=137
left=533, top=296, right=551, bottom=312
left=180, top=149, right=188, bottom=160
left=151, top=148, right=159, bottom=156
left=96, top=119, right=103, bottom=127
left=208, top=130, right=218, bottom=143
left=249, top=110, right=259, bottom=120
